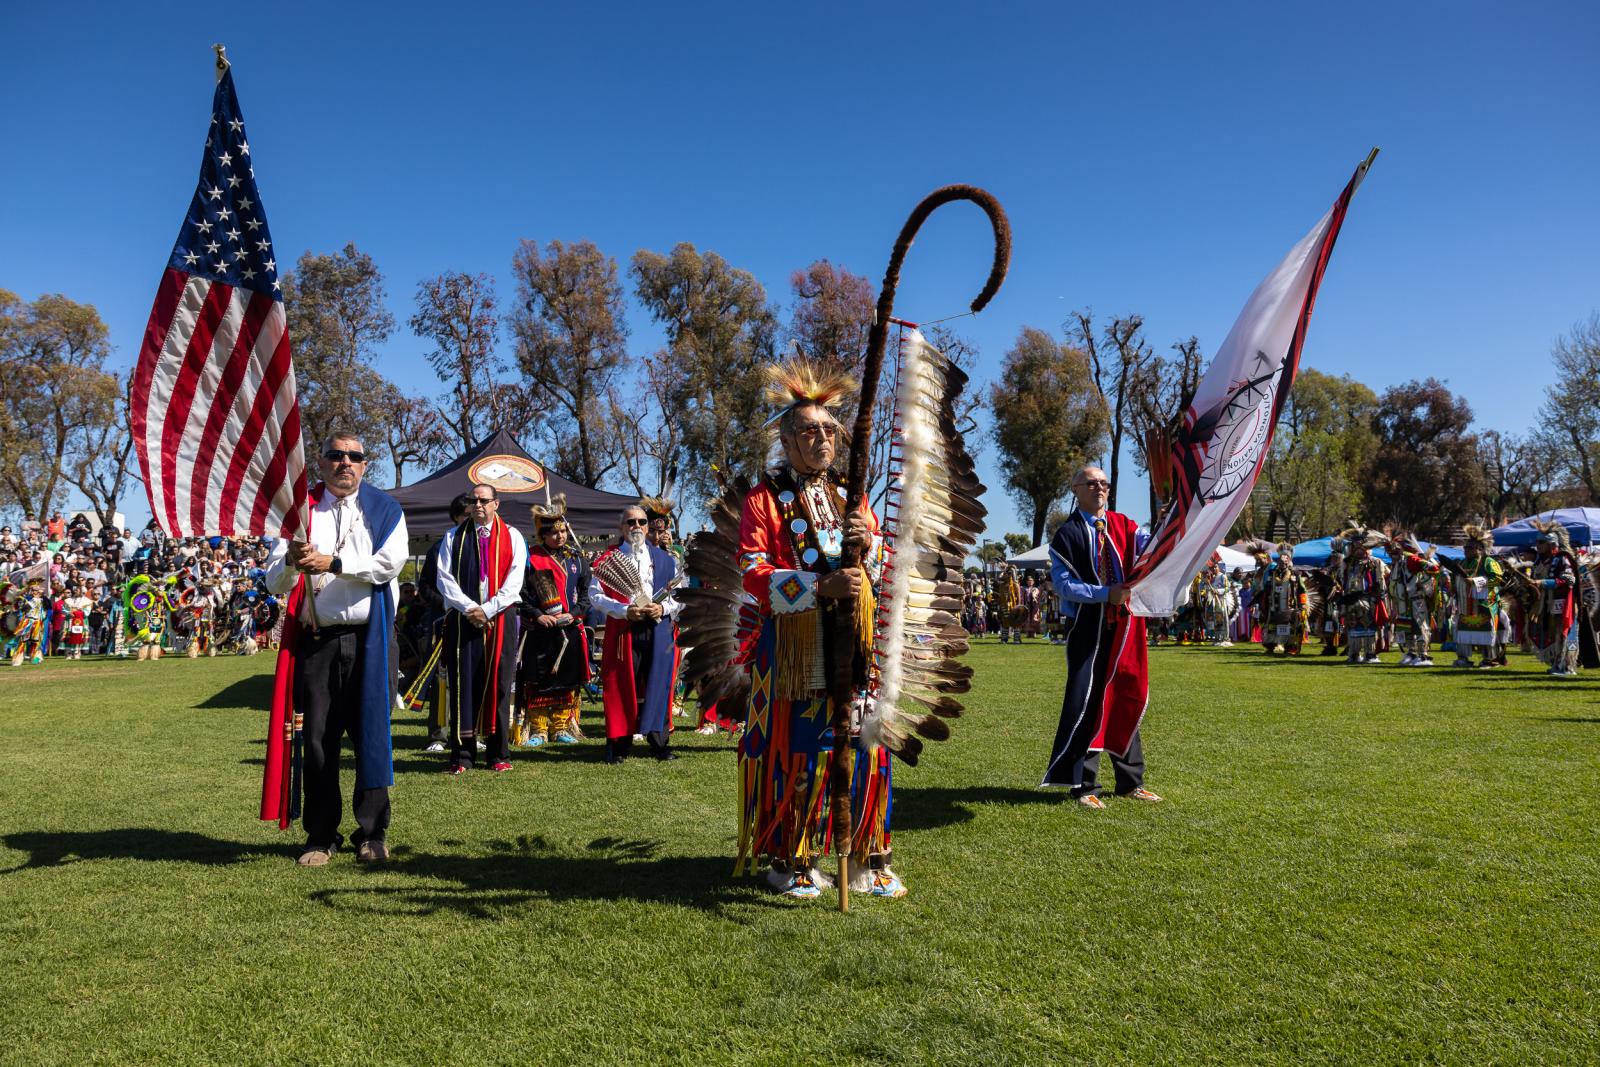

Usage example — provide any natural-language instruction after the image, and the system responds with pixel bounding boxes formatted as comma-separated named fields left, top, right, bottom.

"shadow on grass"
left=892, top=785, right=1062, bottom=831
left=192, top=673, right=276, bottom=710
left=0, top=828, right=281, bottom=872
left=306, top=834, right=779, bottom=920
left=1540, top=715, right=1600, bottom=723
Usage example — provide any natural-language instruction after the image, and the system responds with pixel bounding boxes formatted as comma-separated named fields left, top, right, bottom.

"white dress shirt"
left=434, top=522, right=527, bottom=619
left=589, top=541, right=682, bottom=621
left=264, top=488, right=409, bottom=626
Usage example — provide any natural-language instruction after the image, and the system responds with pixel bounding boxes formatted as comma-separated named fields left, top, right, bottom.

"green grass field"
left=1, top=641, right=1597, bottom=1065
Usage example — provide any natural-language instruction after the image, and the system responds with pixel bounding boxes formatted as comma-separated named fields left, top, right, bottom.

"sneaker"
left=1122, top=787, right=1163, bottom=802
left=632, top=733, right=645, bottom=742
left=296, top=846, right=335, bottom=867
left=424, top=741, right=446, bottom=753
left=695, top=723, right=717, bottom=735
left=1399, top=653, right=1416, bottom=667
left=1452, top=657, right=1472, bottom=668
left=445, top=764, right=467, bottom=776
left=491, top=761, right=513, bottom=772
left=870, top=869, right=908, bottom=898
left=523, top=735, right=546, bottom=748
left=1076, top=794, right=1107, bottom=810
left=553, top=732, right=578, bottom=745
left=476, top=740, right=487, bottom=752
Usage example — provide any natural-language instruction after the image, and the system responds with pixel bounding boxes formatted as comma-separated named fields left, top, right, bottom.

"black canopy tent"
left=391, top=429, right=638, bottom=546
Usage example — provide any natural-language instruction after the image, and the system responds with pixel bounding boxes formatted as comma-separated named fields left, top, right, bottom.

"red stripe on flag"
left=186, top=293, right=275, bottom=534
left=259, top=399, right=305, bottom=539
left=158, top=282, right=234, bottom=534
left=218, top=323, right=294, bottom=534
left=130, top=269, right=190, bottom=512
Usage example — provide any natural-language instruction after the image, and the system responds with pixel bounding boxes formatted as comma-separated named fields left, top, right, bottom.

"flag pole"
left=213, top=44, right=229, bottom=81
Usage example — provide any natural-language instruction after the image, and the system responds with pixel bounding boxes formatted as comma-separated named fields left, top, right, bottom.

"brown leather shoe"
left=296, top=847, right=335, bottom=867
left=356, top=840, right=389, bottom=864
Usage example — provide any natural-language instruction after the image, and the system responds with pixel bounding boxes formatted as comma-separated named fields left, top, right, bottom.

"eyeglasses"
left=323, top=449, right=366, bottom=463
left=623, top=518, right=649, bottom=527
left=1075, top=479, right=1110, bottom=489
left=470, top=497, right=496, bottom=507
left=794, top=423, right=838, bottom=441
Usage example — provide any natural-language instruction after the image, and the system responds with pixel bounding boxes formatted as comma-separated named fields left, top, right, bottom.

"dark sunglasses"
left=1076, top=479, right=1109, bottom=489
left=623, top=518, right=649, bottom=527
left=323, top=449, right=366, bottom=463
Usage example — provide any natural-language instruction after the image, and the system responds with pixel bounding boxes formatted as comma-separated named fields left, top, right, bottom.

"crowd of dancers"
left=1164, top=523, right=1597, bottom=677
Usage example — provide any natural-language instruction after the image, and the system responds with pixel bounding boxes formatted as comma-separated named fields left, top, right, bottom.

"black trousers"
left=294, top=627, right=390, bottom=849
left=607, top=622, right=669, bottom=759
left=446, top=625, right=514, bottom=769
left=1044, top=614, right=1115, bottom=793
left=1081, top=730, right=1145, bottom=797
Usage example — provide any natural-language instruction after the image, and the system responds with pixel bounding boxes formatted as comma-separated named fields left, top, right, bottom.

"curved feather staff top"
left=828, top=184, right=1011, bottom=910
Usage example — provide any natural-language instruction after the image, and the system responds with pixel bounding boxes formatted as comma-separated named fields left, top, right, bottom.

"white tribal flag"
left=1125, top=151, right=1377, bottom=617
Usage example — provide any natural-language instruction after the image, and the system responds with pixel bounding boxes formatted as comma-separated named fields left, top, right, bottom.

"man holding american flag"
left=131, top=49, right=407, bottom=860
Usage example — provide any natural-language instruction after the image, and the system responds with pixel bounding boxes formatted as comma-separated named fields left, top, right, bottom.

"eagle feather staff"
left=827, top=185, right=1011, bottom=910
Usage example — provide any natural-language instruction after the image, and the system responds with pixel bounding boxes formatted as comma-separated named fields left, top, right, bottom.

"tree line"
left=3, top=247, right=1595, bottom=549
left=984, top=312, right=1600, bottom=549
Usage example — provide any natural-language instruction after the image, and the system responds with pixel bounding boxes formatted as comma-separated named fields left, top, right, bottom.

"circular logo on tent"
left=468, top=455, right=546, bottom=493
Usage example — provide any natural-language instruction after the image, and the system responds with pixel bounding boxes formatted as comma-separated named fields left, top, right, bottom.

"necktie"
left=1094, top=518, right=1111, bottom=584
left=478, top=526, right=491, bottom=599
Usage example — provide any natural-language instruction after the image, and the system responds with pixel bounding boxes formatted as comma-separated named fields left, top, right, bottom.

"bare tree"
left=1127, top=335, right=1204, bottom=517
left=64, top=369, right=141, bottom=529
left=1533, top=314, right=1600, bottom=504
left=1068, top=310, right=1153, bottom=512
left=509, top=239, right=631, bottom=488
left=409, top=271, right=502, bottom=448
left=379, top=388, right=455, bottom=488
left=614, top=349, right=686, bottom=502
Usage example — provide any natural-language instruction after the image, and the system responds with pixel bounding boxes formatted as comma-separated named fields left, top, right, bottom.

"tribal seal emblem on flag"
left=1125, top=150, right=1379, bottom=618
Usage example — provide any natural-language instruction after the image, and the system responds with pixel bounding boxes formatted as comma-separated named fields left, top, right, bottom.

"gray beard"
left=626, top=530, right=646, bottom=550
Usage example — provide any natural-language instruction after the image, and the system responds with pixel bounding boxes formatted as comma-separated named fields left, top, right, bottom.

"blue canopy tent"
left=1289, top=536, right=1464, bottom=568
left=1491, top=507, right=1600, bottom=549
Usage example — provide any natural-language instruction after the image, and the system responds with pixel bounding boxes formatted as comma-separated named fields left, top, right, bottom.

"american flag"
left=130, top=58, right=307, bottom=541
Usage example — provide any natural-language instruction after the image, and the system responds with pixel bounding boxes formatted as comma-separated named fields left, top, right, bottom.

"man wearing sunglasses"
left=262, top=433, right=409, bottom=865
left=435, top=484, right=527, bottom=774
left=590, top=505, right=682, bottom=763
left=1043, top=465, right=1161, bottom=808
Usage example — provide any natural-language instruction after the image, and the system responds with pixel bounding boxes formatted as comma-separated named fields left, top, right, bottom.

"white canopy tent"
left=1007, top=542, right=1256, bottom=574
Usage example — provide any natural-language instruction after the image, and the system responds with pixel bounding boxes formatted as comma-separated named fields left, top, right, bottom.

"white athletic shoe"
left=424, top=741, right=446, bottom=753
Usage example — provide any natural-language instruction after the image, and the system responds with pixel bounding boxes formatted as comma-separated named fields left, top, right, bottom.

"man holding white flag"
left=1126, top=151, right=1378, bottom=616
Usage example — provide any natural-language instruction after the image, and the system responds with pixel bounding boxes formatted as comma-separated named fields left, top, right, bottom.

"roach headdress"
left=761, top=359, right=858, bottom=430
left=637, top=496, right=675, bottom=523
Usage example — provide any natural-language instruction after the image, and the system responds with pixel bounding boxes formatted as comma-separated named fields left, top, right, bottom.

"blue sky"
left=4, top=2, right=1596, bottom=536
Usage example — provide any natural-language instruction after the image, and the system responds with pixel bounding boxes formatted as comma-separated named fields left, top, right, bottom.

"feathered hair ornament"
left=1530, top=518, right=1571, bottom=552
left=637, top=496, right=675, bottom=522
left=1461, top=524, right=1493, bottom=552
left=760, top=358, right=858, bottom=430
left=1240, top=538, right=1277, bottom=566
left=529, top=493, right=568, bottom=531
left=1337, top=524, right=1388, bottom=551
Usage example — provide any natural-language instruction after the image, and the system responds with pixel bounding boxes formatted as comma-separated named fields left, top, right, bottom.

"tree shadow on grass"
left=193, top=673, right=276, bottom=710
left=0, top=828, right=281, bottom=873
left=1540, top=716, right=1600, bottom=723
left=305, top=834, right=781, bottom=921
left=892, top=785, right=1063, bottom=832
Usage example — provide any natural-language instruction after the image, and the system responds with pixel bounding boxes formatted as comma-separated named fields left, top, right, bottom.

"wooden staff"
left=828, top=185, right=1011, bottom=911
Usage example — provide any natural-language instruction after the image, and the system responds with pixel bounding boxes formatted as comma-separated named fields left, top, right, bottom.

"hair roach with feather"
left=762, top=359, right=858, bottom=432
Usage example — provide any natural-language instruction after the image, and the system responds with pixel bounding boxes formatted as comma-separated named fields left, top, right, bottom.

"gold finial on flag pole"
left=213, top=44, right=230, bottom=81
